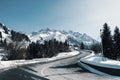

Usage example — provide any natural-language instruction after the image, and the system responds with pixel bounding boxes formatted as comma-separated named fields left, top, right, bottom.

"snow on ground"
left=0, top=61, right=16, bottom=70
left=0, top=51, right=79, bottom=70
left=79, top=52, right=120, bottom=78
left=56, top=51, right=79, bottom=57
left=81, top=53, right=120, bottom=69
left=48, top=51, right=79, bottom=61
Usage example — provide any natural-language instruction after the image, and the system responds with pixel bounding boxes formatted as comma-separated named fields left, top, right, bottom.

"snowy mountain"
left=0, top=23, right=11, bottom=42
left=0, top=23, right=30, bottom=43
left=0, top=23, right=30, bottom=60
left=29, top=28, right=98, bottom=46
left=0, top=23, right=98, bottom=46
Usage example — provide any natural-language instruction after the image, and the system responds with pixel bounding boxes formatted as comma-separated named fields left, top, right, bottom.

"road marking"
left=41, top=64, right=51, bottom=76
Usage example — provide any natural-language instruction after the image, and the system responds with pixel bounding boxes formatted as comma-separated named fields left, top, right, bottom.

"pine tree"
left=90, top=43, right=102, bottom=53
left=113, top=27, right=120, bottom=60
left=0, top=32, right=2, bottom=39
left=80, top=42, right=85, bottom=50
left=11, top=30, right=30, bottom=42
left=3, top=26, right=8, bottom=34
left=27, top=42, right=36, bottom=58
left=101, top=23, right=113, bottom=59
left=27, top=40, right=70, bottom=59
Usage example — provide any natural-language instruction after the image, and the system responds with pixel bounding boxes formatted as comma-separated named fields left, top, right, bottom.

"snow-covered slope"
left=0, top=23, right=30, bottom=43
left=29, top=28, right=98, bottom=46
left=0, top=23, right=11, bottom=42
left=0, top=23, right=30, bottom=58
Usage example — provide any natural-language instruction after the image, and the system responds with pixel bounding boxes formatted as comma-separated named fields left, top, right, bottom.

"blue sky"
left=1, top=0, right=120, bottom=40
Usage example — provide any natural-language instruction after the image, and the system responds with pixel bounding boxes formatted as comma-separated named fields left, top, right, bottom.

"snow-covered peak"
left=0, top=23, right=11, bottom=41
left=29, top=29, right=98, bottom=46
left=0, top=23, right=30, bottom=44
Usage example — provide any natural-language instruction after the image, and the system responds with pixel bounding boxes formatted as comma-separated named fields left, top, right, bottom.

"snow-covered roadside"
left=48, top=51, right=79, bottom=61
left=0, top=61, right=16, bottom=70
left=79, top=52, right=120, bottom=77
left=80, top=53, right=120, bottom=69
left=0, top=51, right=79, bottom=70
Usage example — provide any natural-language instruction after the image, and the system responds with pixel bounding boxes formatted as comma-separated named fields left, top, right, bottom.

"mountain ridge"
left=0, top=23, right=30, bottom=43
left=29, top=28, right=98, bottom=46
left=0, top=23, right=98, bottom=46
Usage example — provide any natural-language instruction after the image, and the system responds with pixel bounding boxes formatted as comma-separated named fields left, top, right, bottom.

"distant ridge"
left=29, top=28, right=98, bottom=46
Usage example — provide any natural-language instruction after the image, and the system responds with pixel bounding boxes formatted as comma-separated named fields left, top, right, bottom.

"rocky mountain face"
left=0, top=23, right=30, bottom=43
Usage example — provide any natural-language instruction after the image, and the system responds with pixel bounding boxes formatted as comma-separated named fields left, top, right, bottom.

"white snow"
left=80, top=53, right=120, bottom=69
left=39, top=33, right=49, bottom=38
left=0, top=25, right=12, bottom=42
left=55, top=51, right=79, bottom=58
left=54, top=31, right=67, bottom=42
left=0, top=28, right=8, bottom=39
left=48, top=51, right=79, bottom=61
left=29, top=29, right=98, bottom=46
left=79, top=52, right=120, bottom=77
left=0, top=61, right=16, bottom=69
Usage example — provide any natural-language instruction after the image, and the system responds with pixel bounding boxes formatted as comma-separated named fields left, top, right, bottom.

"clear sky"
left=1, top=0, right=120, bottom=40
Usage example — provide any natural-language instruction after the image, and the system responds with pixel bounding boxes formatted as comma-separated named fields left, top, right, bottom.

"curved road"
left=0, top=51, right=119, bottom=80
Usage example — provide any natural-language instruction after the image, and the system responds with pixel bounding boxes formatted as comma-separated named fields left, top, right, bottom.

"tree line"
left=1, top=39, right=70, bottom=60
left=27, top=39, right=70, bottom=59
left=101, top=23, right=120, bottom=60
left=0, top=24, right=70, bottom=60
left=11, top=30, right=30, bottom=41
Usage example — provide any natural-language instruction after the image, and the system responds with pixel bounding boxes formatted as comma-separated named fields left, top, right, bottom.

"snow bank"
left=0, top=61, right=16, bottom=70
left=79, top=52, right=120, bottom=77
left=55, top=51, right=79, bottom=58
left=81, top=53, right=120, bottom=69
left=48, top=51, right=79, bottom=61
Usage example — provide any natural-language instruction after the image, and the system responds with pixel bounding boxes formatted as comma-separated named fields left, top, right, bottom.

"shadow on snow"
left=0, top=66, right=49, bottom=80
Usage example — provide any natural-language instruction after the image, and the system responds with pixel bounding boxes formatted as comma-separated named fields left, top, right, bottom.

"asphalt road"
left=0, top=51, right=119, bottom=80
